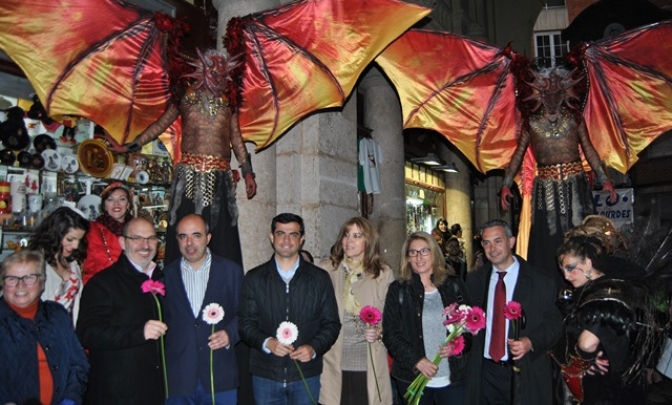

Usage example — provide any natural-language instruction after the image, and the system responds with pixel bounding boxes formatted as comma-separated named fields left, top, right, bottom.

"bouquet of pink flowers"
left=404, top=303, right=486, bottom=405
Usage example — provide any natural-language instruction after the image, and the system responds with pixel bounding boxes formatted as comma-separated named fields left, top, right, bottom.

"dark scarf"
left=95, top=212, right=131, bottom=236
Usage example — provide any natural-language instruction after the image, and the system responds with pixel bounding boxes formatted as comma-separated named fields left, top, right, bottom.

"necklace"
left=184, top=87, right=229, bottom=116
left=529, top=112, right=571, bottom=138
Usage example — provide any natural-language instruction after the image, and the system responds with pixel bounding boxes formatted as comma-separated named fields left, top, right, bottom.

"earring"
left=584, top=272, right=592, bottom=280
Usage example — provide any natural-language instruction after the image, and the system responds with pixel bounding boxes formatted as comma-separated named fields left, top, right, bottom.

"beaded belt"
left=537, top=160, right=583, bottom=181
left=181, top=153, right=231, bottom=172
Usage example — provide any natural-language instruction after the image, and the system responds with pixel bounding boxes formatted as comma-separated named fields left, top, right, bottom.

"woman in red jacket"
left=82, top=182, right=133, bottom=283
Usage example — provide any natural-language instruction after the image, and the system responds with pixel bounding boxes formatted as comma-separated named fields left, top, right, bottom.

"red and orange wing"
left=375, top=29, right=520, bottom=173
left=583, top=19, right=672, bottom=173
left=0, top=0, right=181, bottom=150
left=225, top=0, right=431, bottom=150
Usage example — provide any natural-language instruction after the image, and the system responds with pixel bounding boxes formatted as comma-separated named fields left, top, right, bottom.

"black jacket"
left=238, top=256, right=340, bottom=382
left=383, top=272, right=470, bottom=383
left=0, top=300, right=89, bottom=405
left=76, top=255, right=165, bottom=405
left=465, top=255, right=562, bottom=405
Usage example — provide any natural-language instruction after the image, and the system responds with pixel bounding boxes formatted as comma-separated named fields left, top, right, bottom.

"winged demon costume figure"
left=0, top=0, right=430, bottom=265
left=376, top=22, right=672, bottom=278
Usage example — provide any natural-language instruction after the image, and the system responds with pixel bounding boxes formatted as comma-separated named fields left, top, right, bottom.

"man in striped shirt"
left=163, top=214, right=245, bottom=405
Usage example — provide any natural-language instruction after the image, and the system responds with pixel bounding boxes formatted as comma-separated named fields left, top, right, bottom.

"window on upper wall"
left=534, top=32, right=569, bottom=68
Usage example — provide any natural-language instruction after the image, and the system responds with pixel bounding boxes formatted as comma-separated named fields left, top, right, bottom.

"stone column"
left=214, top=0, right=280, bottom=269
left=275, top=99, right=359, bottom=260
left=359, top=66, right=406, bottom=273
left=440, top=145, right=473, bottom=267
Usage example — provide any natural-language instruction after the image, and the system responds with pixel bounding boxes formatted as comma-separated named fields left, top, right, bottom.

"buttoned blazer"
left=163, top=254, right=244, bottom=396
left=465, top=255, right=562, bottom=405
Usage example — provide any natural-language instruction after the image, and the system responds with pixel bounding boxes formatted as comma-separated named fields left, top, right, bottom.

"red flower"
left=359, top=305, right=382, bottom=326
left=446, top=335, right=465, bottom=356
left=141, top=280, right=166, bottom=296
left=464, top=306, right=486, bottom=335
left=504, top=301, right=523, bottom=321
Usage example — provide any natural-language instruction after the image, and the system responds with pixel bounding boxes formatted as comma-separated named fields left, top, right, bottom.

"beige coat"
left=318, top=258, right=395, bottom=405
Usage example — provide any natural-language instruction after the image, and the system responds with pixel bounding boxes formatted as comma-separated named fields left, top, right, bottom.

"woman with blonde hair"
left=319, top=217, right=394, bottom=405
left=384, top=232, right=469, bottom=404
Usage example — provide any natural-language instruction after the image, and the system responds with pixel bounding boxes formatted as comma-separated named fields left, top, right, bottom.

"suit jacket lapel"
left=198, top=260, right=220, bottom=322
left=511, top=260, right=532, bottom=339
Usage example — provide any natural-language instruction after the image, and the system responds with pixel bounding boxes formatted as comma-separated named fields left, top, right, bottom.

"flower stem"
left=210, top=325, right=215, bottom=405
left=368, top=341, right=382, bottom=402
left=293, top=359, right=317, bottom=405
left=152, top=294, right=169, bottom=399
left=404, top=324, right=463, bottom=405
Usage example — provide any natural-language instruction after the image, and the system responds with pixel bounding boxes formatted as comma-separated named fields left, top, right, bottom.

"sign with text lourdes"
left=592, top=188, right=634, bottom=230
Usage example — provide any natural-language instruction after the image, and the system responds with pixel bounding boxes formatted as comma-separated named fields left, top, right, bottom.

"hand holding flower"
left=276, top=321, right=317, bottom=404
left=359, top=305, right=383, bottom=402
left=141, top=279, right=168, bottom=399
left=415, top=358, right=439, bottom=379
left=440, top=335, right=465, bottom=358
left=143, top=319, right=168, bottom=340
left=202, top=303, right=226, bottom=405
left=290, top=345, right=315, bottom=362
left=267, top=338, right=294, bottom=357
left=508, top=337, right=532, bottom=360
left=208, top=330, right=230, bottom=350
left=405, top=304, right=486, bottom=405
left=363, top=327, right=380, bottom=343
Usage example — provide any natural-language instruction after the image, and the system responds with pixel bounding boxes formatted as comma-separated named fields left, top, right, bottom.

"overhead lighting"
left=435, top=163, right=459, bottom=173
left=410, top=152, right=442, bottom=166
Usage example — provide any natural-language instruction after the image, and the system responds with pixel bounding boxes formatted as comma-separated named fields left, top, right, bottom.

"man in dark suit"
left=465, top=219, right=562, bottom=405
left=163, top=214, right=244, bottom=405
left=77, top=217, right=166, bottom=405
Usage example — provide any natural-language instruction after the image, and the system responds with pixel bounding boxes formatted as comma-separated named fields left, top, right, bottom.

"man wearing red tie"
left=465, top=219, right=562, bottom=405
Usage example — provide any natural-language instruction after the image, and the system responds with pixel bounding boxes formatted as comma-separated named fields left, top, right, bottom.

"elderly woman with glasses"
left=0, top=250, right=89, bottom=405
left=383, top=232, right=470, bottom=405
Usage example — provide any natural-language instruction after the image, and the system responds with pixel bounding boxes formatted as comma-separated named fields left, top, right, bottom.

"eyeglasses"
left=2, top=274, right=42, bottom=287
left=408, top=248, right=431, bottom=257
left=124, top=235, right=161, bottom=244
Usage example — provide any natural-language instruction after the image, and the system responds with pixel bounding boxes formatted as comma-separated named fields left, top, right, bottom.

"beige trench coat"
left=318, top=258, right=395, bottom=405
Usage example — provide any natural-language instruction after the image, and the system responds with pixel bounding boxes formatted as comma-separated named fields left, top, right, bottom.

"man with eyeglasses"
left=77, top=217, right=167, bottom=405
left=464, top=219, right=562, bottom=405
left=238, top=213, right=340, bottom=405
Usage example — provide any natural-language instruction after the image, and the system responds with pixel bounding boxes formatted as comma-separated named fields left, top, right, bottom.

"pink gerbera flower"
left=276, top=321, right=299, bottom=345
left=202, top=303, right=225, bottom=325
left=141, top=280, right=166, bottom=296
left=442, top=302, right=459, bottom=317
left=443, top=306, right=466, bottom=326
left=446, top=335, right=465, bottom=356
left=464, top=306, right=486, bottom=335
left=359, top=305, right=382, bottom=326
left=504, top=301, right=522, bottom=321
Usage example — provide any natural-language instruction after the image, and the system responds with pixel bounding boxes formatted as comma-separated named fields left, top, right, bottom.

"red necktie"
left=489, top=271, right=506, bottom=362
